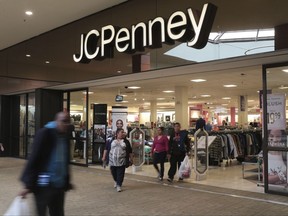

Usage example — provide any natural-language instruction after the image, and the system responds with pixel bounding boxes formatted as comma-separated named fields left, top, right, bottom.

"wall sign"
left=73, top=3, right=217, bottom=63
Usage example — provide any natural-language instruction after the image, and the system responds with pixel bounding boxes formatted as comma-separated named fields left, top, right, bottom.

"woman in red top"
left=151, top=127, right=169, bottom=181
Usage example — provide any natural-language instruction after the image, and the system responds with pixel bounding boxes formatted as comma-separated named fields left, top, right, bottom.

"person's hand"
left=0, top=143, right=4, bottom=151
left=19, top=188, right=30, bottom=199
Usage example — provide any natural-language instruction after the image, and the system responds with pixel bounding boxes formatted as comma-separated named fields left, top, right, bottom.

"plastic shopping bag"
left=4, top=196, right=30, bottom=216
left=178, top=155, right=192, bottom=179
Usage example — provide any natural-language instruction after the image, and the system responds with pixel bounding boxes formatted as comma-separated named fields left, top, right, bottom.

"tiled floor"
left=90, top=158, right=265, bottom=193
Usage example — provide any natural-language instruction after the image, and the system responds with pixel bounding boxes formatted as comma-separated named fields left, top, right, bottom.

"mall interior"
left=1, top=0, right=288, bottom=196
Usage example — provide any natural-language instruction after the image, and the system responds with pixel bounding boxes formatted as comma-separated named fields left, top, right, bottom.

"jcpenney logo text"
left=73, top=3, right=217, bottom=63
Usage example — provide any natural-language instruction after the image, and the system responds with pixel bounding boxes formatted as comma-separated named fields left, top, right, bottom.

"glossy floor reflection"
left=91, top=158, right=264, bottom=193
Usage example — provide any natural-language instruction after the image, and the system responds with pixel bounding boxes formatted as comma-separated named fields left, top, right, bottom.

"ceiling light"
left=157, top=98, right=165, bottom=100
left=163, top=90, right=174, bottom=93
left=25, top=11, right=33, bottom=16
left=223, top=84, right=237, bottom=87
left=82, top=91, right=94, bottom=94
left=26, top=54, right=31, bottom=57
left=279, top=85, right=288, bottom=89
left=222, top=97, right=231, bottom=100
left=191, top=79, right=206, bottom=82
left=117, top=70, right=122, bottom=73
left=221, top=104, right=228, bottom=106
left=45, top=61, right=50, bottom=64
left=282, top=69, right=288, bottom=73
left=128, top=86, right=140, bottom=89
left=201, top=94, right=211, bottom=97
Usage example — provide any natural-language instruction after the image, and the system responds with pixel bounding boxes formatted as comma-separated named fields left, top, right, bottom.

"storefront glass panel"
left=264, top=63, right=288, bottom=194
left=68, top=89, right=89, bottom=165
left=19, top=95, right=26, bottom=158
left=27, top=93, right=35, bottom=157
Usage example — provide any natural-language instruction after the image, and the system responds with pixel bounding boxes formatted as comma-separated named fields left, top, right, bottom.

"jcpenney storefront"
left=1, top=0, right=288, bottom=195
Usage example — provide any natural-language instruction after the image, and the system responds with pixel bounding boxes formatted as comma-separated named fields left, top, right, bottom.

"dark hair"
left=116, top=128, right=124, bottom=136
left=158, top=126, right=165, bottom=132
left=174, top=122, right=181, bottom=127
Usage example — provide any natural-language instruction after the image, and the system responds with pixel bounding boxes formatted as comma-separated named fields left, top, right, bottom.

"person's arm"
left=184, top=131, right=191, bottom=153
left=0, top=143, right=4, bottom=151
left=150, top=137, right=156, bottom=156
left=20, top=128, right=48, bottom=196
left=102, top=150, right=107, bottom=162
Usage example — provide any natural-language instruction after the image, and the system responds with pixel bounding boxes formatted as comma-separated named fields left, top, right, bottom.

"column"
left=230, top=107, right=236, bottom=126
left=238, top=95, right=248, bottom=128
left=150, top=100, right=157, bottom=125
left=175, top=86, right=189, bottom=129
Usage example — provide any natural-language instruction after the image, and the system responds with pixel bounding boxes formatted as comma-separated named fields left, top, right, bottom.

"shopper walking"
left=19, top=112, right=73, bottom=216
left=167, top=122, right=191, bottom=182
left=105, top=128, right=133, bottom=192
left=151, top=127, right=169, bottom=181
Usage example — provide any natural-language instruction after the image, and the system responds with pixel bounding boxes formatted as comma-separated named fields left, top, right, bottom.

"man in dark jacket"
left=20, top=112, right=73, bottom=216
left=167, top=122, right=191, bottom=182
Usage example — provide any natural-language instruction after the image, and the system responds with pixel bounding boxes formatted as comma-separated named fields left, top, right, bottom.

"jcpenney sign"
left=73, top=3, right=217, bottom=63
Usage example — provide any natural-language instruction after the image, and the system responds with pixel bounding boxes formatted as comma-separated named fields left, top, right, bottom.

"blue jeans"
left=153, top=151, right=167, bottom=178
left=110, top=165, right=126, bottom=186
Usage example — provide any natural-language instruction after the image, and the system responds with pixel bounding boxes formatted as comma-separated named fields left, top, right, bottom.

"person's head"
left=116, top=119, right=123, bottom=129
left=268, top=129, right=286, bottom=147
left=174, top=122, right=181, bottom=133
left=116, top=128, right=124, bottom=139
left=55, top=112, right=70, bottom=133
left=157, top=127, right=165, bottom=135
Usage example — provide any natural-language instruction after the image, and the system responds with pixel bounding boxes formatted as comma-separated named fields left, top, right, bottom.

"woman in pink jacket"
left=151, top=127, right=169, bottom=181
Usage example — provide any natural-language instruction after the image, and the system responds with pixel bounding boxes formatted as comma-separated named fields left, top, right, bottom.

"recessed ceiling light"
left=222, top=97, right=231, bottom=100
left=82, top=91, right=94, bottom=94
left=157, top=98, right=165, bottom=100
left=127, top=86, right=140, bottom=89
left=282, top=69, right=288, bottom=73
left=26, top=54, right=31, bottom=57
left=279, top=86, right=288, bottom=89
left=25, top=11, right=33, bottom=16
left=117, top=70, right=122, bottom=73
left=223, top=84, right=237, bottom=87
left=201, top=94, right=211, bottom=97
left=163, top=90, right=174, bottom=93
left=191, top=79, right=206, bottom=82
left=45, top=61, right=50, bottom=64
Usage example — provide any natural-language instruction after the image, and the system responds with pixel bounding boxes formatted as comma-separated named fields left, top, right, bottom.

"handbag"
left=178, top=155, right=192, bottom=179
left=4, top=196, right=31, bottom=216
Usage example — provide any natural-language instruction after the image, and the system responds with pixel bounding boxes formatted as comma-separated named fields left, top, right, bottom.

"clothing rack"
left=207, top=129, right=262, bottom=166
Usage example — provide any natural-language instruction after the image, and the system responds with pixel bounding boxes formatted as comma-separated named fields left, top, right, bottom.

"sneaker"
left=116, top=186, right=122, bottom=192
left=178, top=177, right=184, bottom=181
left=114, top=182, right=117, bottom=188
left=167, top=177, right=172, bottom=183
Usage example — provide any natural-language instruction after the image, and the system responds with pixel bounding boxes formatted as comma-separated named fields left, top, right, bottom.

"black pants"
left=152, top=151, right=167, bottom=178
left=110, top=165, right=126, bottom=187
left=34, top=187, right=65, bottom=216
left=168, top=153, right=186, bottom=180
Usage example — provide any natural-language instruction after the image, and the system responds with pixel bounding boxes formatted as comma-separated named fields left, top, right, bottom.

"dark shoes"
left=167, top=177, right=173, bottom=182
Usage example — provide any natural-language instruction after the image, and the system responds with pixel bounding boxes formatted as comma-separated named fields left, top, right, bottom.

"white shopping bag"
left=4, top=196, right=31, bottom=216
left=178, top=155, right=192, bottom=179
